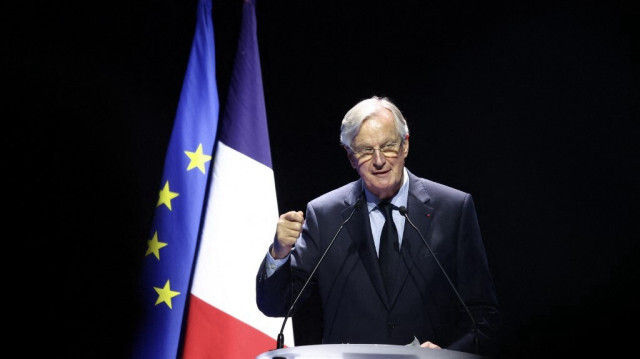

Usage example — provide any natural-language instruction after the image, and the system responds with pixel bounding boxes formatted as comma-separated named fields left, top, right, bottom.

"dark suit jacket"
left=257, top=170, right=500, bottom=356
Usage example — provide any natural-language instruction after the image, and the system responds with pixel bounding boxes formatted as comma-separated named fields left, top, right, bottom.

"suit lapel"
left=342, top=182, right=391, bottom=309
left=387, top=173, right=435, bottom=307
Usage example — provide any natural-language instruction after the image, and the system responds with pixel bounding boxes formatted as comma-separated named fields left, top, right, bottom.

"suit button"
left=387, top=321, right=395, bottom=329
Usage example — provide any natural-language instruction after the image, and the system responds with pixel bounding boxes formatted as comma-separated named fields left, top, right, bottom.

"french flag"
left=182, top=0, right=293, bottom=356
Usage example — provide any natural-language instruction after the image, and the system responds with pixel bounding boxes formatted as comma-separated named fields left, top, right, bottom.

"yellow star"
left=184, top=143, right=212, bottom=174
left=157, top=181, right=179, bottom=210
left=145, top=231, right=167, bottom=260
left=154, top=279, right=181, bottom=309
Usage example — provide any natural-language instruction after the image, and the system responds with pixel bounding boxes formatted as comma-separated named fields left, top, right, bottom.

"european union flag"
left=133, top=0, right=219, bottom=357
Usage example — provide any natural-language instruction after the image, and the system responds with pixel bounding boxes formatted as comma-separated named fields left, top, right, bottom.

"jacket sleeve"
left=446, top=194, right=502, bottom=357
left=256, top=246, right=294, bottom=317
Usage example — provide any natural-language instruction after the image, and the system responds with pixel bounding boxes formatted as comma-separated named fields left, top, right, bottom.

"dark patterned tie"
left=378, top=200, right=400, bottom=299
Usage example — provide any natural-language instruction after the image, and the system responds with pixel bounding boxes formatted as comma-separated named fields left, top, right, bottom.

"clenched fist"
left=271, top=210, right=304, bottom=259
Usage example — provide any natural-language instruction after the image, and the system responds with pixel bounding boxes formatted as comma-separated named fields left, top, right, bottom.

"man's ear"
left=402, top=134, right=410, bottom=158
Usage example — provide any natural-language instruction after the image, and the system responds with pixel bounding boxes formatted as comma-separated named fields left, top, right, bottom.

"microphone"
left=398, top=206, right=479, bottom=355
left=275, top=198, right=365, bottom=350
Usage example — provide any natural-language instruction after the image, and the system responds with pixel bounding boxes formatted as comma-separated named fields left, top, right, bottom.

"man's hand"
left=272, top=210, right=304, bottom=259
left=420, top=341, right=442, bottom=349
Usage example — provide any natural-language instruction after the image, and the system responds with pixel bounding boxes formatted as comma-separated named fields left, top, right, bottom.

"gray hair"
left=340, top=96, right=409, bottom=149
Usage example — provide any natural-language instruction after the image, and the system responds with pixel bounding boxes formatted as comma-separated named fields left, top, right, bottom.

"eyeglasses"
left=351, top=140, right=403, bottom=162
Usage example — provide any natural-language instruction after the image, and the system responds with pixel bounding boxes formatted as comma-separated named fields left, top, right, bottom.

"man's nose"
left=371, top=149, right=386, bottom=166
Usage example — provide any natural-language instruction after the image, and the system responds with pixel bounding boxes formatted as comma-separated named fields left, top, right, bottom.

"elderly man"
left=257, top=96, right=500, bottom=356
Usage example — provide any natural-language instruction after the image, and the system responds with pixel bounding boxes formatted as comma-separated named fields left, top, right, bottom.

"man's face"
left=346, top=109, right=409, bottom=200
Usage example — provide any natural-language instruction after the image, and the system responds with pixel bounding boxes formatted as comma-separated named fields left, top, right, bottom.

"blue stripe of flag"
left=217, top=0, right=272, bottom=169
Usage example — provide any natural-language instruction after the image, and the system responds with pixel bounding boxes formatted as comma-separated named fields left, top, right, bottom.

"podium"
left=256, top=344, right=483, bottom=359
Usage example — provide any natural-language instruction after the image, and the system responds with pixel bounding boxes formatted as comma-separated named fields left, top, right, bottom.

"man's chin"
left=365, top=182, right=395, bottom=199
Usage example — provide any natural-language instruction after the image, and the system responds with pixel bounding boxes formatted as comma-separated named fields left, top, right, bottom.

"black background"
left=13, top=0, right=638, bottom=358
